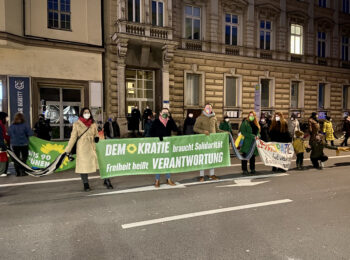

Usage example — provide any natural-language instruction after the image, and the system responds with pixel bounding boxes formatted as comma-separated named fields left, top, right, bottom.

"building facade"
left=107, top=0, right=350, bottom=134
left=0, top=0, right=103, bottom=139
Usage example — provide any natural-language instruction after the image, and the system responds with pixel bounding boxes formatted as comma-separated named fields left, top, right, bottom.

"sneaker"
left=0, top=173, right=7, bottom=177
left=320, top=162, right=324, bottom=169
left=209, top=175, right=219, bottom=180
left=199, top=177, right=205, bottom=182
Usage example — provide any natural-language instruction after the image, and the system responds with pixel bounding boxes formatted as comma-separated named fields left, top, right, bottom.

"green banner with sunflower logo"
left=95, top=133, right=230, bottom=178
left=27, top=137, right=75, bottom=172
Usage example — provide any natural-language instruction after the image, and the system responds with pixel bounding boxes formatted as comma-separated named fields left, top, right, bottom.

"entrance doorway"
left=125, top=69, right=155, bottom=130
left=40, top=87, right=81, bottom=140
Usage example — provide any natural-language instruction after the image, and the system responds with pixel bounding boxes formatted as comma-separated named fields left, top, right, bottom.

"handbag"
left=70, top=126, right=90, bottom=155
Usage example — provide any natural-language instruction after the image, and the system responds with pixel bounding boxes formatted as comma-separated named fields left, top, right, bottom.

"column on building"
left=306, top=0, right=315, bottom=63
left=162, top=44, right=175, bottom=109
left=245, top=0, right=255, bottom=57
left=278, top=0, right=287, bottom=60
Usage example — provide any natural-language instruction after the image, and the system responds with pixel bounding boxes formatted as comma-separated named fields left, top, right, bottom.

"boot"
left=155, top=180, right=160, bottom=188
left=199, top=176, right=205, bottom=182
left=209, top=175, right=219, bottom=180
left=83, top=183, right=91, bottom=192
left=167, top=179, right=176, bottom=186
left=104, top=179, right=114, bottom=189
left=242, top=170, right=249, bottom=175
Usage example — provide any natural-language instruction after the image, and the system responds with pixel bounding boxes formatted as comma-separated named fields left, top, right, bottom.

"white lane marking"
left=89, top=182, right=185, bottom=196
left=0, top=176, right=101, bottom=188
left=122, top=199, right=293, bottom=229
left=1, top=154, right=349, bottom=188
left=217, top=179, right=270, bottom=187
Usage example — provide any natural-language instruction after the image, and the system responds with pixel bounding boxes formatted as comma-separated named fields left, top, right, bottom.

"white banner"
left=256, top=139, right=294, bottom=171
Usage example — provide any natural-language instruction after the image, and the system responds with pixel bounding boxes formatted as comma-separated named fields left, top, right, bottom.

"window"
left=225, top=77, right=238, bottom=107
left=185, top=6, right=201, bottom=40
left=48, top=0, right=71, bottom=30
left=261, top=79, right=270, bottom=107
left=260, top=20, right=271, bottom=50
left=152, top=0, right=164, bottom=26
left=342, top=36, right=349, bottom=61
left=318, top=83, right=325, bottom=108
left=290, top=24, right=303, bottom=54
left=128, top=0, right=141, bottom=23
left=319, top=0, right=327, bottom=8
left=225, top=14, right=238, bottom=46
left=318, top=32, right=326, bottom=57
left=344, top=0, right=350, bottom=13
left=185, top=74, right=201, bottom=106
left=343, top=86, right=350, bottom=109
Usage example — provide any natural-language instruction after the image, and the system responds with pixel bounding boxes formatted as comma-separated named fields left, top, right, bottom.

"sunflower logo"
left=40, top=144, right=70, bottom=168
left=126, top=144, right=137, bottom=154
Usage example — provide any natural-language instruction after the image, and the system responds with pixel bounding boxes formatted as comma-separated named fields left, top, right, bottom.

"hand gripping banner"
left=96, top=133, right=231, bottom=178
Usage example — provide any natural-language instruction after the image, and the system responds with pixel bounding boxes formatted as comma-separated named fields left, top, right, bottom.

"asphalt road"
left=1, top=152, right=350, bottom=260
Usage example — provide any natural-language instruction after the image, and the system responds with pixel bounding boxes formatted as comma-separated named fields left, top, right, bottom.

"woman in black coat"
left=183, top=112, right=196, bottom=135
left=150, top=108, right=178, bottom=187
left=269, top=112, right=292, bottom=172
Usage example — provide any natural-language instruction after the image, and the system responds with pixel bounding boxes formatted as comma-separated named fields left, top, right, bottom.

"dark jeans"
left=296, top=153, right=304, bottom=166
left=13, top=146, right=29, bottom=176
left=80, top=174, right=89, bottom=184
left=326, top=140, right=335, bottom=146
left=341, top=134, right=349, bottom=146
left=311, top=155, right=328, bottom=168
left=241, top=154, right=255, bottom=171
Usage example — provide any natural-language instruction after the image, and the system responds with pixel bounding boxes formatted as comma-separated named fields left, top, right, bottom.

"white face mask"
left=225, top=118, right=230, bottom=122
left=275, top=116, right=280, bottom=121
left=83, top=113, right=90, bottom=120
left=188, top=113, right=193, bottom=118
left=291, top=118, right=294, bottom=121
left=5, top=117, right=9, bottom=122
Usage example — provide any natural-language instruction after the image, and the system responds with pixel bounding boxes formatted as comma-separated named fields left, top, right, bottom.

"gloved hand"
left=94, top=137, right=99, bottom=143
left=159, top=136, right=163, bottom=142
left=67, top=153, right=75, bottom=161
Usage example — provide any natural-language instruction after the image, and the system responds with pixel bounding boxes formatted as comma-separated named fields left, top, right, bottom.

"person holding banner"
left=8, top=113, right=33, bottom=177
left=65, top=108, right=113, bottom=191
left=240, top=111, right=260, bottom=175
left=150, top=108, right=178, bottom=187
left=193, top=104, right=222, bottom=181
left=269, top=112, right=292, bottom=173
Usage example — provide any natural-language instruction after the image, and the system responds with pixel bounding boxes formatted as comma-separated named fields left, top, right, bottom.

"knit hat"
left=295, top=130, right=304, bottom=137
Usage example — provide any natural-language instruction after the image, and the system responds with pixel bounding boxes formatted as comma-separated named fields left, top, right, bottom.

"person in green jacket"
left=240, top=111, right=260, bottom=175
left=219, top=116, right=233, bottom=135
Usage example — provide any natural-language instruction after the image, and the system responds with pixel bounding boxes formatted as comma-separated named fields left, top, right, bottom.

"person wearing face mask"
left=130, top=105, right=141, bottom=137
left=183, top=112, right=196, bottom=135
left=259, top=113, right=270, bottom=142
left=288, top=113, right=300, bottom=139
left=193, top=104, right=223, bottom=181
left=323, top=116, right=335, bottom=146
left=269, top=112, right=292, bottom=173
left=240, top=111, right=260, bottom=175
left=142, top=105, right=153, bottom=129
left=103, top=115, right=120, bottom=139
left=307, top=133, right=337, bottom=169
left=308, top=112, right=320, bottom=145
left=0, top=112, right=10, bottom=177
left=150, top=108, right=178, bottom=187
left=219, top=116, right=233, bottom=135
left=65, top=108, right=113, bottom=191
left=341, top=116, right=350, bottom=147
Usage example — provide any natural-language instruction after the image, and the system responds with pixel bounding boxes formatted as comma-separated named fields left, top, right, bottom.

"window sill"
left=48, top=27, right=72, bottom=32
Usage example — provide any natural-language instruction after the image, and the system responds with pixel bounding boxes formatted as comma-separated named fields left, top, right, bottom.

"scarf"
left=159, top=115, right=169, bottom=127
left=79, top=117, right=93, bottom=127
left=203, top=110, right=215, bottom=118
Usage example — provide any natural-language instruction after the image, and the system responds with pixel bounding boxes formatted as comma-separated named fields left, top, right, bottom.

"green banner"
left=96, top=133, right=230, bottom=178
left=27, top=137, right=75, bottom=172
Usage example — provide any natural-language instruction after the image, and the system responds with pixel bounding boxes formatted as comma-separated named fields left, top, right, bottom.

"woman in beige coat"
left=65, top=108, right=113, bottom=191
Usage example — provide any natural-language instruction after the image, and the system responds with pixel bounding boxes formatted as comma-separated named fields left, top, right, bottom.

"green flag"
left=96, top=133, right=230, bottom=178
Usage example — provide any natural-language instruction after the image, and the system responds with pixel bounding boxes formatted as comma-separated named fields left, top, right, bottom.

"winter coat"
left=150, top=117, right=178, bottom=139
left=343, top=120, right=350, bottom=136
left=308, top=118, right=320, bottom=142
left=103, top=121, right=120, bottom=139
left=288, top=119, right=300, bottom=138
left=269, top=122, right=292, bottom=143
left=239, top=120, right=259, bottom=156
left=293, top=138, right=305, bottom=154
left=142, top=108, right=153, bottom=121
left=130, top=108, right=141, bottom=131
left=259, top=122, right=270, bottom=142
left=183, top=117, right=196, bottom=135
left=34, top=119, right=52, bottom=141
left=308, top=140, right=337, bottom=159
left=323, top=120, right=335, bottom=141
left=193, top=112, right=222, bottom=134
left=65, top=120, right=99, bottom=174
left=219, top=121, right=233, bottom=135
left=144, top=119, right=153, bottom=137
left=8, top=123, right=33, bottom=146
left=0, top=121, right=9, bottom=162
